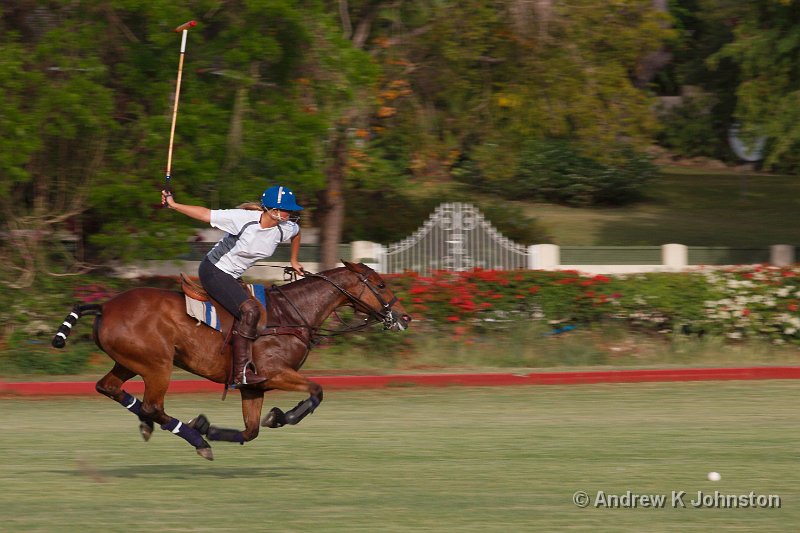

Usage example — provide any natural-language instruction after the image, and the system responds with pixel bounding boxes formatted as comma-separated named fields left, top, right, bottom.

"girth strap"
left=259, top=325, right=311, bottom=347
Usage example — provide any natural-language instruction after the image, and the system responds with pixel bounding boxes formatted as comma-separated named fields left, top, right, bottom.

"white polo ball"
left=707, top=471, right=721, bottom=482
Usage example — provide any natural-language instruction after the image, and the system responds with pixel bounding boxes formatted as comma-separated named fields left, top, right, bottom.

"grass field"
left=2, top=382, right=799, bottom=532
left=518, top=167, right=800, bottom=246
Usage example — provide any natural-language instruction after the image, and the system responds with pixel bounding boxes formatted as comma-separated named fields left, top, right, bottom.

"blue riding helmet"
left=260, top=185, right=304, bottom=211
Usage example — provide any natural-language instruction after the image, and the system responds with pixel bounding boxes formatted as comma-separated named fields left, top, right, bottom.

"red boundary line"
left=2, top=367, right=800, bottom=396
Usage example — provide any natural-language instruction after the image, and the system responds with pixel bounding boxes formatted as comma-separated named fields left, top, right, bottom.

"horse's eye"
left=378, top=283, right=386, bottom=289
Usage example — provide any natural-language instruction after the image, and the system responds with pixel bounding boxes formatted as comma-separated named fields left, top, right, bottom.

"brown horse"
left=51, top=261, right=410, bottom=460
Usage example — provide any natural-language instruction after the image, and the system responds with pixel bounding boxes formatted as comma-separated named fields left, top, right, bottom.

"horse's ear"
left=342, top=259, right=356, bottom=271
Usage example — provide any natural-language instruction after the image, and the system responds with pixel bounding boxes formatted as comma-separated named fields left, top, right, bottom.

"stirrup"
left=233, top=361, right=267, bottom=388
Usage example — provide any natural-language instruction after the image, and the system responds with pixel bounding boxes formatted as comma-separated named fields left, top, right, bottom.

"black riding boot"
left=232, top=299, right=266, bottom=388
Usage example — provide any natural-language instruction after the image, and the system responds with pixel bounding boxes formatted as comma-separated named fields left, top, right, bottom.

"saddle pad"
left=186, top=297, right=222, bottom=331
left=185, top=283, right=269, bottom=331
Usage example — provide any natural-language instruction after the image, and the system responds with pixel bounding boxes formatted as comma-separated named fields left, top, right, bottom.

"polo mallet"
left=164, top=20, right=197, bottom=196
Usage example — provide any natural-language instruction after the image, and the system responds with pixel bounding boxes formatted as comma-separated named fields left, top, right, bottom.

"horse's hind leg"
left=95, top=363, right=154, bottom=441
left=138, top=374, right=214, bottom=461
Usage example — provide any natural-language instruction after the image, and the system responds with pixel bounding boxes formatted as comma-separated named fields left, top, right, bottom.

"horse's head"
left=338, top=261, right=412, bottom=331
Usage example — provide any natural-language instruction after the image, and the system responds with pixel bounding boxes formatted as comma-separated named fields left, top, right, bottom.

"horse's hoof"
left=196, top=446, right=214, bottom=461
left=188, top=414, right=210, bottom=435
left=139, top=420, right=154, bottom=442
left=261, top=407, right=286, bottom=428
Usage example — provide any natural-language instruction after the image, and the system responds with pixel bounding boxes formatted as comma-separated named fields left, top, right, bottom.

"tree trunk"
left=318, top=126, right=348, bottom=271
left=634, top=0, right=673, bottom=88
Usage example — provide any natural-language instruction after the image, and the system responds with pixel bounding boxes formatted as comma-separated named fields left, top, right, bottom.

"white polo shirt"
left=206, top=209, right=299, bottom=278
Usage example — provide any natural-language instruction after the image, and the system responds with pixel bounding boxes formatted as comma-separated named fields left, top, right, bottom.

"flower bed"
left=386, top=266, right=800, bottom=345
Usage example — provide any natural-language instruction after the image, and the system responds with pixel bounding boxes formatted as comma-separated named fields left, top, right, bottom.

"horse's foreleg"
left=191, top=389, right=265, bottom=444
left=95, top=364, right=154, bottom=441
left=139, top=375, right=214, bottom=460
left=260, top=369, right=323, bottom=428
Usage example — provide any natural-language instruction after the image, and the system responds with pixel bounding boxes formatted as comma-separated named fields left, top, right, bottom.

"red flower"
left=447, top=315, right=460, bottom=322
left=741, top=309, right=750, bottom=317
left=788, top=303, right=798, bottom=312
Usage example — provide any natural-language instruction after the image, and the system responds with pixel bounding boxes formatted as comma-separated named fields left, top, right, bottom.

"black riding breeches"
left=198, top=258, right=250, bottom=320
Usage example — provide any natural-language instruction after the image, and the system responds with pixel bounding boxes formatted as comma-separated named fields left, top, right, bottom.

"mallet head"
left=174, top=20, right=197, bottom=33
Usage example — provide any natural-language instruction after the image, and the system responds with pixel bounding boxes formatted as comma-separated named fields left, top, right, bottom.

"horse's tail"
left=51, top=303, right=103, bottom=349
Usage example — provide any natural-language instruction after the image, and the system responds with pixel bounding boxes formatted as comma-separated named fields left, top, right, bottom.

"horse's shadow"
left=63, top=462, right=306, bottom=481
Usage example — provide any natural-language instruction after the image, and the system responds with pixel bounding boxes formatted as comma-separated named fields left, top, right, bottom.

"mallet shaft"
left=165, top=51, right=185, bottom=182
left=165, top=21, right=196, bottom=190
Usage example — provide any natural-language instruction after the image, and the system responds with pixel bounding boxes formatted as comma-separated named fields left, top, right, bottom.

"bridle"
left=304, top=270, right=400, bottom=330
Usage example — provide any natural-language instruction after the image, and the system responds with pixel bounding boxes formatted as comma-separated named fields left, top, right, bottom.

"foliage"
left=700, top=266, right=800, bottom=342
left=0, top=7, right=116, bottom=285
left=657, top=0, right=740, bottom=154
left=706, top=0, right=800, bottom=172
left=385, top=266, right=800, bottom=346
left=455, top=139, right=658, bottom=207
left=656, top=95, right=729, bottom=160
left=362, top=0, right=674, bottom=188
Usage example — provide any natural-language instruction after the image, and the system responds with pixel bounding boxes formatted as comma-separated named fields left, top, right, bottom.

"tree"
left=345, top=0, right=675, bottom=197
left=0, top=4, right=115, bottom=287
left=711, top=0, right=800, bottom=172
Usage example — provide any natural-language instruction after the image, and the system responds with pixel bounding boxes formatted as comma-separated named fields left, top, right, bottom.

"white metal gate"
left=376, top=203, right=529, bottom=274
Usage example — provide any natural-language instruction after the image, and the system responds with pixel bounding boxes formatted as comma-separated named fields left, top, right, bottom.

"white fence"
left=351, top=203, right=796, bottom=275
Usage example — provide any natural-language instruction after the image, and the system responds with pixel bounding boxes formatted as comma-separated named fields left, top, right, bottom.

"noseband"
left=306, top=271, right=399, bottom=329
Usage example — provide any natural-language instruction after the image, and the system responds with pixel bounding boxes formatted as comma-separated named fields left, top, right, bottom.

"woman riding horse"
left=161, top=185, right=304, bottom=387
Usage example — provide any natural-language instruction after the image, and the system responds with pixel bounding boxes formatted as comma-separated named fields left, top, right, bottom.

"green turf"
left=517, top=167, right=800, bottom=246
left=1, top=383, right=798, bottom=531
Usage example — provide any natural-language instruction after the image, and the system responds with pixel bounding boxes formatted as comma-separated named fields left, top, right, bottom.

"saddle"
left=180, top=273, right=209, bottom=301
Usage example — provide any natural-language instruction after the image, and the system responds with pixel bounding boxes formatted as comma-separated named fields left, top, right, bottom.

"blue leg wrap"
left=161, top=418, right=208, bottom=449
left=118, top=392, right=142, bottom=416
